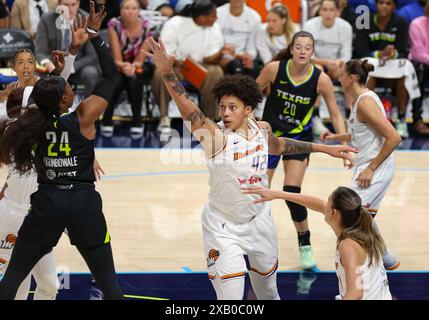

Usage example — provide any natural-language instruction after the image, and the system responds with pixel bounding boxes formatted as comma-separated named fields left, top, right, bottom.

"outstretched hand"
left=241, top=187, right=277, bottom=204
left=324, top=144, right=357, bottom=162
left=71, top=14, right=89, bottom=47
left=93, top=158, right=105, bottom=181
left=87, top=0, right=107, bottom=35
left=51, top=50, right=66, bottom=74
left=141, top=37, right=175, bottom=74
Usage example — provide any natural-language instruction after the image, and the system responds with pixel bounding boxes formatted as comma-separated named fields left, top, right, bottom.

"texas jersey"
left=36, top=112, right=95, bottom=185
left=263, top=59, right=321, bottom=141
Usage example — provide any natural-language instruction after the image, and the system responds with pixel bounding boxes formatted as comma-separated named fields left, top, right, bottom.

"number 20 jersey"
left=36, top=112, right=95, bottom=185
left=206, top=118, right=270, bottom=223
left=263, top=59, right=321, bottom=140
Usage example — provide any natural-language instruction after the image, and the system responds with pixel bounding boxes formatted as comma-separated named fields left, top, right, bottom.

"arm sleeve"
left=60, top=54, right=76, bottom=80
left=89, top=35, right=118, bottom=101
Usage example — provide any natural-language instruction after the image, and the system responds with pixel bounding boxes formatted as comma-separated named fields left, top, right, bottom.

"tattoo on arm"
left=186, top=109, right=207, bottom=127
left=162, top=73, right=188, bottom=97
left=281, top=138, right=313, bottom=155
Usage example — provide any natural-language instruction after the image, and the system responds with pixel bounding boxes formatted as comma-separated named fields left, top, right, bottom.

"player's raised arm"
left=74, top=1, right=117, bottom=139
left=142, top=37, right=225, bottom=156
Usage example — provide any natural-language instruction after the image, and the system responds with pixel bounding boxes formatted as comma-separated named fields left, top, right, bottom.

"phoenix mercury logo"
left=207, top=249, right=220, bottom=268
left=0, top=234, right=17, bottom=249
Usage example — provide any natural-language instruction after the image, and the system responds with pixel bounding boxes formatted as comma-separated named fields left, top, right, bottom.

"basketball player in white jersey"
left=242, top=186, right=392, bottom=300
left=0, top=87, right=59, bottom=300
left=322, top=59, right=402, bottom=270
left=143, top=37, right=356, bottom=300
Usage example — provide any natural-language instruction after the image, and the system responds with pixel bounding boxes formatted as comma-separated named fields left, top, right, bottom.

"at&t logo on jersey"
left=0, top=234, right=17, bottom=249
left=46, top=169, right=56, bottom=180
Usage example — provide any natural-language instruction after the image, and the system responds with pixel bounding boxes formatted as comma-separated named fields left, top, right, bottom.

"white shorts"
left=349, top=156, right=395, bottom=212
left=202, top=205, right=278, bottom=281
left=0, top=199, right=26, bottom=270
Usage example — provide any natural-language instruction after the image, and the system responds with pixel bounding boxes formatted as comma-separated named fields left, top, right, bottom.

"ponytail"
left=0, top=76, right=65, bottom=175
left=0, top=107, right=51, bottom=175
left=272, top=46, right=293, bottom=62
left=345, top=59, right=375, bottom=86
left=332, top=187, right=385, bottom=267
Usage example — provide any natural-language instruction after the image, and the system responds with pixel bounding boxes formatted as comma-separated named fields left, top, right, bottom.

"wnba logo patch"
left=0, top=234, right=16, bottom=249
left=207, top=249, right=220, bottom=268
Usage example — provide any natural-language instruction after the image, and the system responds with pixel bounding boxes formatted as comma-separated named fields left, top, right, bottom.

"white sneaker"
left=100, top=124, right=114, bottom=137
left=312, top=116, right=329, bottom=138
left=394, top=119, right=409, bottom=138
left=157, top=116, right=171, bottom=134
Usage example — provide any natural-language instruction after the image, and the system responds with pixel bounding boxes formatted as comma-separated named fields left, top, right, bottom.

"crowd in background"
left=0, top=0, right=428, bottom=137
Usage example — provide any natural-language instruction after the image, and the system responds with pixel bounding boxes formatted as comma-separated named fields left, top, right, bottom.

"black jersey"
left=262, top=59, right=321, bottom=141
left=36, top=111, right=95, bottom=185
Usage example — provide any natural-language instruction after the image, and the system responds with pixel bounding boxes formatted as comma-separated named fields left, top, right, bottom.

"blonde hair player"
left=322, top=59, right=402, bottom=270
left=242, top=186, right=392, bottom=300
left=143, top=37, right=356, bottom=300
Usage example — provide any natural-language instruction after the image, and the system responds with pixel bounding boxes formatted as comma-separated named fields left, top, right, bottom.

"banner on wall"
left=247, top=0, right=301, bottom=22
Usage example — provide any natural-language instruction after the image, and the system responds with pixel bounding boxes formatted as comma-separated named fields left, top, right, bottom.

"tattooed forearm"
left=186, top=109, right=207, bottom=127
left=281, top=138, right=313, bottom=155
left=162, top=73, right=187, bottom=96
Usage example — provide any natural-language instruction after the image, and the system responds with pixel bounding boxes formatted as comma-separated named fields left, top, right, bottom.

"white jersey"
left=4, top=166, right=38, bottom=214
left=349, top=90, right=393, bottom=167
left=335, top=251, right=392, bottom=300
left=206, top=118, right=269, bottom=223
left=216, top=3, right=261, bottom=58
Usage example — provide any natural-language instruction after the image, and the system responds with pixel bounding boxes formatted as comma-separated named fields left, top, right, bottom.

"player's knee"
left=283, top=185, right=307, bottom=222
left=35, top=276, right=59, bottom=300
left=251, top=274, right=280, bottom=300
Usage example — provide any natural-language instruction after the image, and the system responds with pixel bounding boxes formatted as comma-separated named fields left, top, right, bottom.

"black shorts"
left=18, top=184, right=109, bottom=248
left=267, top=153, right=310, bottom=169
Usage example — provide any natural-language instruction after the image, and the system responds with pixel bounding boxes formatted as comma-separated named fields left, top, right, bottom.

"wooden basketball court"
left=4, top=148, right=419, bottom=273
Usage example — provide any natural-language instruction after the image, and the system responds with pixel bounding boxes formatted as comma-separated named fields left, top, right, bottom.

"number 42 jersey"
left=36, top=112, right=95, bottom=185
left=206, top=118, right=270, bottom=223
